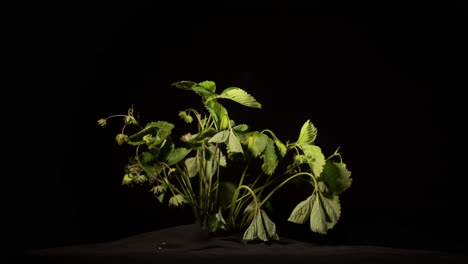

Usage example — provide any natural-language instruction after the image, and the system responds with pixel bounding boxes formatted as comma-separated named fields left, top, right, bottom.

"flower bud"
left=115, top=133, right=128, bottom=146
left=97, top=119, right=107, bottom=127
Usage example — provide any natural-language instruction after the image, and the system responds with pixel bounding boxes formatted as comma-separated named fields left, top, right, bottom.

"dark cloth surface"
left=11, top=224, right=467, bottom=264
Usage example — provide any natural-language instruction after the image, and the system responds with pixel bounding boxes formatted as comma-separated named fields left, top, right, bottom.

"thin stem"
left=258, top=172, right=315, bottom=208
left=228, top=165, right=249, bottom=226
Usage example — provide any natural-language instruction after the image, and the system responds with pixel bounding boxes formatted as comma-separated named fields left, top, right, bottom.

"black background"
left=7, top=1, right=466, bottom=255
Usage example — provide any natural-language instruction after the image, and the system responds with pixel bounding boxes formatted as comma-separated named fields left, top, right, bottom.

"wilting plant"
left=98, top=80, right=352, bottom=242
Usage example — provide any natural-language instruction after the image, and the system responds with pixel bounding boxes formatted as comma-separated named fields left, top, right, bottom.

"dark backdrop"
left=7, top=2, right=466, bottom=255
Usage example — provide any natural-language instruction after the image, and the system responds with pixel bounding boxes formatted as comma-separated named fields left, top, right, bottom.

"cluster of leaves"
left=98, top=80, right=352, bottom=242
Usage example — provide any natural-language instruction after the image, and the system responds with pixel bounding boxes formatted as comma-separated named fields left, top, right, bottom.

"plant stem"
left=258, top=172, right=315, bottom=208
left=228, top=165, right=249, bottom=226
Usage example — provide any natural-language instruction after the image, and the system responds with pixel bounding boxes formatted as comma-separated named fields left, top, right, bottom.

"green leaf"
left=139, top=151, right=155, bottom=165
left=294, top=154, right=308, bottom=165
left=297, top=120, right=317, bottom=145
left=301, top=144, right=326, bottom=177
left=169, top=194, right=187, bottom=207
left=206, top=101, right=230, bottom=130
left=262, top=130, right=287, bottom=157
left=243, top=209, right=280, bottom=241
left=321, top=193, right=341, bottom=229
left=233, top=124, right=249, bottom=132
left=228, top=129, right=244, bottom=153
left=310, top=192, right=328, bottom=234
left=288, top=191, right=341, bottom=235
left=288, top=196, right=312, bottom=224
left=209, top=211, right=228, bottom=232
left=171, top=80, right=197, bottom=90
left=167, top=148, right=191, bottom=165
left=157, top=138, right=174, bottom=162
left=218, top=87, right=262, bottom=108
left=127, top=121, right=174, bottom=146
left=147, top=121, right=175, bottom=131
left=320, top=160, right=352, bottom=194
left=246, top=132, right=269, bottom=158
left=184, top=157, right=198, bottom=178
left=198, top=80, right=216, bottom=93
left=261, top=138, right=278, bottom=175
left=208, top=130, right=230, bottom=143
left=309, top=192, right=341, bottom=234
left=192, top=85, right=216, bottom=98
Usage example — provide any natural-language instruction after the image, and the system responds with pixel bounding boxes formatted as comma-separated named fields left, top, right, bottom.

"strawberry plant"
left=98, top=80, right=352, bottom=242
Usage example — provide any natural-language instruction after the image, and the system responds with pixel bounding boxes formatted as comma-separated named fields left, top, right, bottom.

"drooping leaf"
left=198, top=80, right=216, bottom=92
left=218, top=149, right=227, bottom=167
left=243, top=209, right=280, bottom=241
left=209, top=211, right=228, bottom=232
left=288, top=191, right=341, bottom=235
left=217, top=87, right=262, bottom=108
left=301, top=144, right=326, bottom=177
left=208, top=130, right=230, bottom=143
left=321, top=193, right=341, bottom=229
left=297, top=120, right=317, bottom=145
left=309, top=192, right=341, bottom=234
left=171, top=80, right=197, bottom=90
left=310, top=192, right=328, bottom=234
left=320, top=160, right=352, bottom=194
left=184, top=157, right=199, bottom=178
left=262, top=130, right=287, bottom=157
left=167, top=148, right=191, bottom=165
left=288, top=196, right=312, bottom=224
left=168, top=194, right=187, bottom=207
left=261, top=138, right=278, bottom=175
left=206, top=101, right=230, bottom=130
left=228, top=129, right=244, bottom=153
left=246, top=132, right=269, bottom=158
